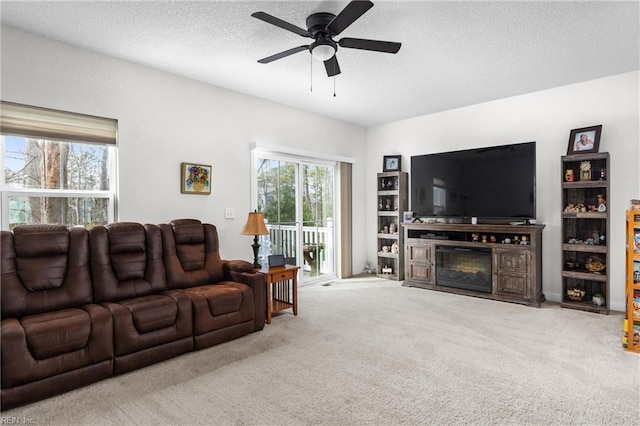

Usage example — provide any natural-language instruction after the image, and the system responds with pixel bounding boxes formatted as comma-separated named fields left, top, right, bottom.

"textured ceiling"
left=1, top=1, right=639, bottom=127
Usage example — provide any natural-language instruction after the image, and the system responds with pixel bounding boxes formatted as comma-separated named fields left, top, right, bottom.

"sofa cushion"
left=103, top=292, right=193, bottom=358
left=122, top=295, right=178, bottom=334
left=22, top=309, right=91, bottom=360
left=180, top=282, right=254, bottom=335
left=1, top=304, right=113, bottom=390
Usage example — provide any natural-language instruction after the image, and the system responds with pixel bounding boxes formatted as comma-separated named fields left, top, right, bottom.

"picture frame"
left=383, top=155, right=401, bottom=172
left=567, top=125, right=602, bottom=154
left=403, top=211, right=414, bottom=223
left=180, top=162, right=211, bottom=195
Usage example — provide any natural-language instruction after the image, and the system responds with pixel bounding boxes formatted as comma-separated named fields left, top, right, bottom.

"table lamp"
left=241, top=210, right=269, bottom=268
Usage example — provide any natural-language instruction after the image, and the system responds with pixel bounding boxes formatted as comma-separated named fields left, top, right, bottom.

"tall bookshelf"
left=624, top=207, right=640, bottom=352
left=560, top=152, right=610, bottom=313
left=376, top=171, right=408, bottom=280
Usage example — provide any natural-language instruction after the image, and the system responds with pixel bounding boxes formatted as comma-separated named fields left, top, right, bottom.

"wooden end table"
left=259, top=265, right=300, bottom=324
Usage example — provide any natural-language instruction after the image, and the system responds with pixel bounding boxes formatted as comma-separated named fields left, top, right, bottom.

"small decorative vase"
left=192, top=181, right=205, bottom=192
left=592, top=296, right=605, bottom=306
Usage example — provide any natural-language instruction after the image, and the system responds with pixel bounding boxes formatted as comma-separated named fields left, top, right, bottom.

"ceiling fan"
left=251, top=0, right=401, bottom=77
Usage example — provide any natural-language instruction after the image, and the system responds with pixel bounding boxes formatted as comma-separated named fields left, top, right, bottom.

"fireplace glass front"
left=436, top=246, right=492, bottom=293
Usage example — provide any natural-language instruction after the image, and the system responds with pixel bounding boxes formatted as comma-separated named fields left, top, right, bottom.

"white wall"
left=0, top=26, right=368, bottom=271
left=366, top=71, right=640, bottom=311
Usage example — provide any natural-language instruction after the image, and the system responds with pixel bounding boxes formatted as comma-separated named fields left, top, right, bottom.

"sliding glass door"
left=255, top=154, right=336, bottom=283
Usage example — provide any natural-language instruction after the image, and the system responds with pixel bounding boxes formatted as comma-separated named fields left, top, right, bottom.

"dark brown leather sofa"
left=1, top=219, right=266, bottom=409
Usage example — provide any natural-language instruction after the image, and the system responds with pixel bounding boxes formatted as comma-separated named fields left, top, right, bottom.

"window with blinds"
left=1, top=101, right=118, bottom=229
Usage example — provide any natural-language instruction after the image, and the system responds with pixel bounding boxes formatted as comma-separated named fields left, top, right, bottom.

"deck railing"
left=260, top=224, right=333, bottom=276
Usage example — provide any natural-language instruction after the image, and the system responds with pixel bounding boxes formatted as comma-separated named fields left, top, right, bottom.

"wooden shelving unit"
left=560, top=152, right=610, bottom=314
left=625, top=208, right=640, bottom=352
left=376, top=172, right=408, bottom=280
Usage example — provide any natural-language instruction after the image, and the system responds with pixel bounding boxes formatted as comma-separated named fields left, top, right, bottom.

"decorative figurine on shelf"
left=579, top=161, right=592, bottom=181
left=391, top=242, right=399, bottom=254
left=520, top=235, right=529, bottom=245
left=378, top=199, right=383, bottom=211
left=565, top=203, right=587, bottom=213
left=472, top=233, right=479, bottom=242
left=600, top=167, right=606, bottom=180
left=586, top=255, right=606, bottom=273
left=592, top=293, right=605, bottom=306
left=567, top=288, right=586, bottom=301
left=597, top=194, right=607, bottom=212
left=482, top=235, right=488, bottom=243
left=385, top=198, right=391, bottom=211
left=565, top=168, right=574, bottom=182
left=383, top=226, right=388, bottom=234
left=381, top=245, right=390, bottom=253
left=490, top=235, right=497, bottom=243
left=513, top=235, right=520, bottom=244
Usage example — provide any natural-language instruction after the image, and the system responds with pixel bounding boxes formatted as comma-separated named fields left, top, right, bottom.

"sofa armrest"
left=222, top=261, right=266, bottom=331
left=222, top=260, right=255, bottom=274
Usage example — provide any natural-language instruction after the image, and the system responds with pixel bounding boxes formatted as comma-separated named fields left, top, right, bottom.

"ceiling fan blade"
left=324, top=56, right=341, bottom=77
left=251, top=12, right=311, bottom=37
left=258, top=45, right=309, bottom=64
left=326, top=0, right=373, bottom=35
left=338, top=37, right=401, bottom=53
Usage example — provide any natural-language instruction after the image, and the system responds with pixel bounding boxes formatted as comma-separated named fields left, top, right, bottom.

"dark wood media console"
left=402, top=222, right=545, bottom=307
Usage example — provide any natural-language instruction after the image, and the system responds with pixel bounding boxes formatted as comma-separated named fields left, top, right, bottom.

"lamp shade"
left=241, top=211, right=269, bottom=236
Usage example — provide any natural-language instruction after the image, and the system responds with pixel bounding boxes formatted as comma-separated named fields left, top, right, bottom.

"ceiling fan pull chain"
left=310, top=54, right=313, bottom=92
left=333, top=74, right=336, bottom=97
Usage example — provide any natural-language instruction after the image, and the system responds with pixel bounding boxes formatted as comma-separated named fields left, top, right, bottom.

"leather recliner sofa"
left=1, top=219, right=266, bottom=409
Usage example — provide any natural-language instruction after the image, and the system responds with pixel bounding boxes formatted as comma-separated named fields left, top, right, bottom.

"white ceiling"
left=1, top=1, right=638, bottom=128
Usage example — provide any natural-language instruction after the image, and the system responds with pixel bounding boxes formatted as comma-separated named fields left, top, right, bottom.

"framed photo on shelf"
left=567, top=125, right=602, bottom=154
left=403, top=211, right=414, bottom=223
left=181, top=162, right=211, bottom=195
left=383, top=155, right=401, bottom=172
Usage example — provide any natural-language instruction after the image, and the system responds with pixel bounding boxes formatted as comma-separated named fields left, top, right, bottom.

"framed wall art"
left=383, top=155, right=401, bottom=172
left=181, top=162, right=211, bottom=195
left=567, top=125, right=602, bottom=154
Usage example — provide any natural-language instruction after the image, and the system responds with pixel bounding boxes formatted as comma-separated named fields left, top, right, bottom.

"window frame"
left=0, top=103, right=118, bottom=230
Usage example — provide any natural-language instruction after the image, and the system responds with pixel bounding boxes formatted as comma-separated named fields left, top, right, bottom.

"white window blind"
left=0, top=101, right=117, bottom=145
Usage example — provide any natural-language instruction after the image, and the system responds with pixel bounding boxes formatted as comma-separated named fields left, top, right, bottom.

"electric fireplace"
left=436, top=246, right=492, bottom=293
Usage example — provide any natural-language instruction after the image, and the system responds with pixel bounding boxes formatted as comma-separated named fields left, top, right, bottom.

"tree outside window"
left=2, top=135, right=114, bottom=229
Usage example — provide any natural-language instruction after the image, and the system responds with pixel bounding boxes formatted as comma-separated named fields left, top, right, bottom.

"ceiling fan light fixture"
left=311, top=43, right=335, bottom=61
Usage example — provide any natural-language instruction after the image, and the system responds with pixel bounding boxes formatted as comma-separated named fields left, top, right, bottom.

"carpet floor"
left=2, top=278, right=639, bottom=425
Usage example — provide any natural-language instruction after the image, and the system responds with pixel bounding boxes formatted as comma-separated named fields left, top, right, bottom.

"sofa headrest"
left=170, top=219, right=205, bottom=245
left=13, top=224, right=69, bottom=258
left=105, top=222, right=146, bottom=255
left=1, top=225, right=93, bottom=318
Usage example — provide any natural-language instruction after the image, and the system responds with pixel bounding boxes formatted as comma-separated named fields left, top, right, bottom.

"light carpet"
left=2, top=278, right=639, bottom=425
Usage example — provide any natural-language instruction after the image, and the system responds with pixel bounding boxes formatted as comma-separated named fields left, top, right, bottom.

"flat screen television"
left=410, top=142, right=536, bottom=222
